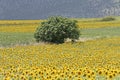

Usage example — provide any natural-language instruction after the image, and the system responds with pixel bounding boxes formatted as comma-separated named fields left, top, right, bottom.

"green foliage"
left=101, top=16, right=116, bottom=21
left=34, top=16, right=80, bottom=44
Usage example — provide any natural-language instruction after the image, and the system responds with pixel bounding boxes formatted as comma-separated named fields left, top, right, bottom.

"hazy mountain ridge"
left=0, top=0, right=120, bottom=19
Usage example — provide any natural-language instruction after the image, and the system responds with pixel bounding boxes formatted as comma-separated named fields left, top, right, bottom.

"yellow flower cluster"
left=0, top=25, right=38, bottom=33
left=0, top=20, right=41, bottom=25
left=0, top=37, right=120, bottom=80
left=0, top=20, right=42, bottom=33
left=77, top=21, right=120, bottom=29
left=1, top=20, right=120, bottom=32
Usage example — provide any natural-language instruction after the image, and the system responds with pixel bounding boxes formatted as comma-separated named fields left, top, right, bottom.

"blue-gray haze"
left=0, top=0, right=120, bottom=19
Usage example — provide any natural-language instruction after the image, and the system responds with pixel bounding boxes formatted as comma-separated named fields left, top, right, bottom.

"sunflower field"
left=0, top=19, right=120, bottom=80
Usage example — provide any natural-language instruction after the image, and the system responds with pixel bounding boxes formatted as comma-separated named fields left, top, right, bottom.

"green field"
left=0, top=27, right=120, bottom=47
left=81, top=27, right=120, bottom=38
left=0, top=32, right=34, bottom=47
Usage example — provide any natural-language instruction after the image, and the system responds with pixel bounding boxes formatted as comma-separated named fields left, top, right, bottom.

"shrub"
left=34, top=16, right=80, bottom=44
left=101, top=16, right=116, bottom=21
